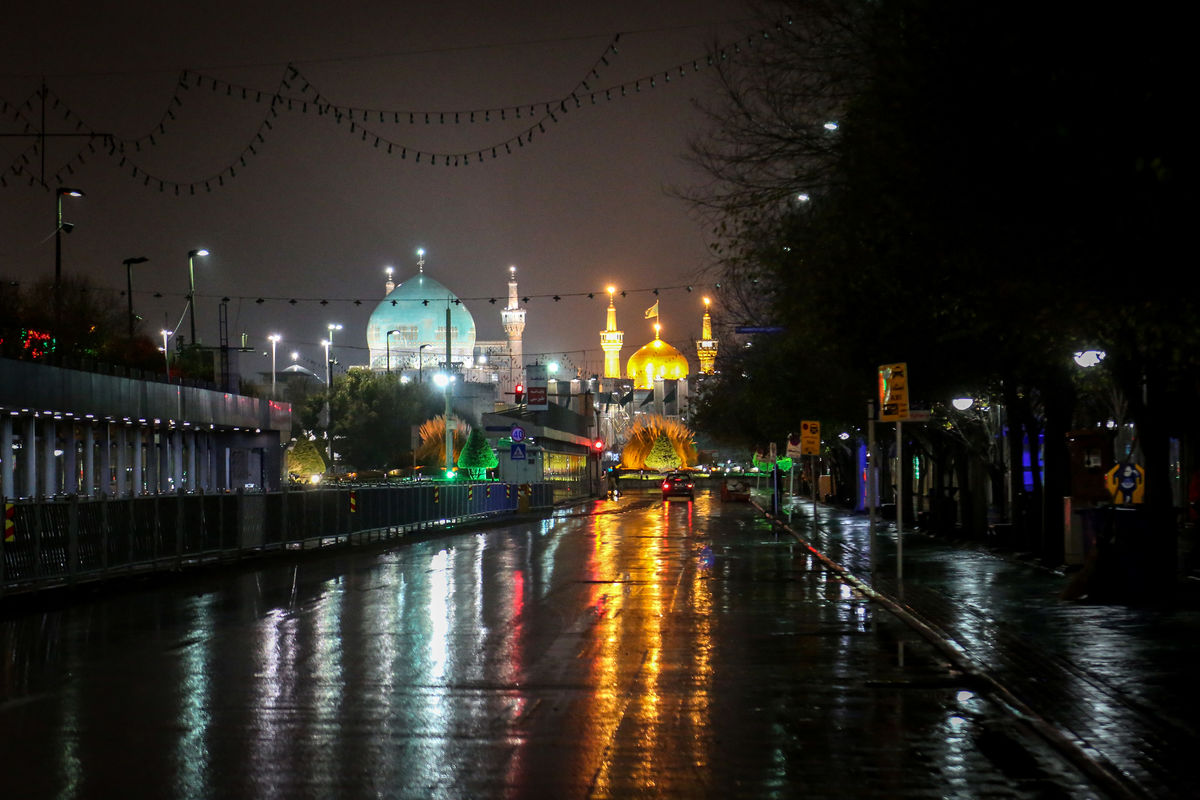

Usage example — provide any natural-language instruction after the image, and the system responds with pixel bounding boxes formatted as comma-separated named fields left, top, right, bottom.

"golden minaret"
left=696, top=296, right=718, bottom=374
left=600, top=285, right=624, bottom=379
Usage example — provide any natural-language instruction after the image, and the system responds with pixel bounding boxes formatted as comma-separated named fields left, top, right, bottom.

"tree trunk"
left=1041, top=372, right=1075, bottom=566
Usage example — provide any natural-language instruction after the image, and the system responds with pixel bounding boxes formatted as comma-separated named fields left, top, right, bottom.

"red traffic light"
left=592, top=439, right=605, bottom=452
left=514, top=383, right=524, bottom=403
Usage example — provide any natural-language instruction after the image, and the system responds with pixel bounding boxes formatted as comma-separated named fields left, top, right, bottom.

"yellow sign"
left=1105, top=462, right=1145, bottom=504
left=878, top=362, right=909, bottom=421
left=800, top=421, right=821, bottom=456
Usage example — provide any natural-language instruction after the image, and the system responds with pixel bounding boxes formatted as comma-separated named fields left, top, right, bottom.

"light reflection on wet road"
left=1, top=491, right=1098, bottom=798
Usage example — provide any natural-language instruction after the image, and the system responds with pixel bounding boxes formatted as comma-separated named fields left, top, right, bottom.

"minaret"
left=696, top=296, right=718, bottom=374
left=600, top=285, right=624, bottom=379
left=501, top=265, right=526, bottom=372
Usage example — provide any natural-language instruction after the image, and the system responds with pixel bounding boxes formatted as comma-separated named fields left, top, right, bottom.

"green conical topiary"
left=456, top=427, right=498, bottom=480
left=644, top=433, right=682, bottom=471
left=288, top=437, right=328, bottom=478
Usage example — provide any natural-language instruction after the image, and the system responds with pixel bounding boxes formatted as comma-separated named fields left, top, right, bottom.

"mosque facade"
left=363, top=256, right=525, bottom=399
left=592, top=295, right=721, bottom=457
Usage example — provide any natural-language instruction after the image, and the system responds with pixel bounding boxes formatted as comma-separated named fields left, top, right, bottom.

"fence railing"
left=1, top=482, right=554, bottom=597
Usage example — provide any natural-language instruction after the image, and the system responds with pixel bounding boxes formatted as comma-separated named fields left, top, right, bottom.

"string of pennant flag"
left=127, top=281, right=718, bottom=310
left=1, top=17, right=793, bottom=190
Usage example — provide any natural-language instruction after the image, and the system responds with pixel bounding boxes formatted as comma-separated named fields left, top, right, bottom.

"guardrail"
left=1, top=482, right=554, bottom=597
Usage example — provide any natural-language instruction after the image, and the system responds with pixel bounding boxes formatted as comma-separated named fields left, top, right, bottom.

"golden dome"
left=626, top=331, right=690, bottom=389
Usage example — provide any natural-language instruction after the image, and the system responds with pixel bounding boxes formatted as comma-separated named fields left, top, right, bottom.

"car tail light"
left=662, top=482, right=670, bottom=490
left=687, top=483, right=694, bottom=489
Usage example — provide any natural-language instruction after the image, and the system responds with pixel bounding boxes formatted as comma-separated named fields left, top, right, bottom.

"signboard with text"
left=800, top=421, right=821, bottom=455
left=878, top=362, right=909, bottom=421
left=525, top=364, right=549, bottom=411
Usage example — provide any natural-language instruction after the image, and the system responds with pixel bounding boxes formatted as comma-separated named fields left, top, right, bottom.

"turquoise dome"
left=366, top=272, right=477, bottom=370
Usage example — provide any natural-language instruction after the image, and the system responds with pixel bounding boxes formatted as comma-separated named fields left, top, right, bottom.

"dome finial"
left=416, top=247, right=426, bottom=273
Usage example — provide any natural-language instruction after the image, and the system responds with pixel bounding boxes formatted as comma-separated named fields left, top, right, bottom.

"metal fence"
left=1, top=481, right=554, bottom=597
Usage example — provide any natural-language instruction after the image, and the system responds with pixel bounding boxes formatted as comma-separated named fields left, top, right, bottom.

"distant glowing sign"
left=878, top=362, right=908, bottom=421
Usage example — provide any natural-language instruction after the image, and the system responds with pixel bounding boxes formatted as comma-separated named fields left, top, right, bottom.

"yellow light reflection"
left=582, top=495, right=714, bottom=796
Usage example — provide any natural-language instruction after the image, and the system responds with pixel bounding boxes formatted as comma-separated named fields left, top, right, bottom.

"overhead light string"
left=1, top=17, right=789, bottom=188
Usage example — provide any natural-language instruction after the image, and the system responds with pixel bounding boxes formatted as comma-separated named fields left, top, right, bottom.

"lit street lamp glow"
left=268, top=333, right=282, bottom=397
left=160, top=329, right=173, bottom=378
left=186, top=248, right=209, bottom=346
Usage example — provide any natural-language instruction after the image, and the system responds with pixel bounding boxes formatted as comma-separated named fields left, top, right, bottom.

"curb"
left=753, top=500, right=1142, bottom=800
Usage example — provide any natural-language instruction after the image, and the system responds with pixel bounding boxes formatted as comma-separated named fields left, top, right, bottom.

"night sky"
left=1, top=2, right=756, bottom=379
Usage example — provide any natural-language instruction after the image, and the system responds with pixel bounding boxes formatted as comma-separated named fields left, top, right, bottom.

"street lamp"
left=322, top=337, right=333, bottom=464
left=123, top=256, right=149, bottom=338
left=268, top=333, right=282, bottom=397
left=55, top=187, right=84, bottom=287
left=386, top=329, right=400, bottom=373
left=418, top=343, right=432, bottom=383
left=326, top=321, right=343, bottom=379
left=160, top=329, right=173, bottom=378
left=186, top=248, right=209, bottom=346
left=434, top=372, right=454, bottom=474
left=54, top=187, right=84, bottom=322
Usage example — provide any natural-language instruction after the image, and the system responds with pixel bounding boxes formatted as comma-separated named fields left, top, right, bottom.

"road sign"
left=525, top=364, right=549, bottom=411
left=510, top=442, right=527, bottom=461
left=786, top=432, right=803, bottom=459
left=734, top=326, right=786, bottom=334
left=800, top=421, right=821, bottom=455
left=511, top=426, right=525, bottom=442
left=878, top=362, right=909, bottom=421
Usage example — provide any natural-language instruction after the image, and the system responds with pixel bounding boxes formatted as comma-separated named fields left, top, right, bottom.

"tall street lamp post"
left=326, top=323, right=343, bottom=379
left=123, top=256, right=149, bottom=339
left=268, top=333, right=282, bottom=397
left=324, top=323, right=342, bottom=466
left=54, top=187, right=84, bottom=323
left=55, top=187, right=84, bottom=287
left=444, top=304, right=453, bottom=474
left=386, top=329, right=400, bottom=374
left=322, top=337, right=332, bottom=466
left=186, top=248, right=209, bottom=346
left=161, top=329, right=173, bottom=378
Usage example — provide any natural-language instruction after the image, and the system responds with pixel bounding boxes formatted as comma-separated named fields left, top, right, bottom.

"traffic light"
left=592, top=439, right=605, bottom=453
left=514, top=383, right=524, bottom=403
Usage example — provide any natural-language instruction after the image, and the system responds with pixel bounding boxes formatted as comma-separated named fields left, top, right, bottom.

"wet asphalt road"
left=0, top=489, right=1101, bottom=798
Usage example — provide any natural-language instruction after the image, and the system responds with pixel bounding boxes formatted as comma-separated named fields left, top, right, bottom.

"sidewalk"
left=769, top=501, right=1200, bottom=799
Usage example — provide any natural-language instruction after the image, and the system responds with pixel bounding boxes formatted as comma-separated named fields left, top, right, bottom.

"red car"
left=662, top=472, right=695, bottom=500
